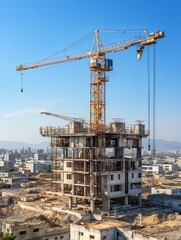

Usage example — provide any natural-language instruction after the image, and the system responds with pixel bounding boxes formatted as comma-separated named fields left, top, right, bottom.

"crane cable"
left=21, top=72, right=23, bottom=93
left=18, top=32, right=93, bottom=78
left=147, top=46, right=151, bottom=152
left=153, top=44, right=157, bottom=157
left=42, top=32, right=93, bottom=61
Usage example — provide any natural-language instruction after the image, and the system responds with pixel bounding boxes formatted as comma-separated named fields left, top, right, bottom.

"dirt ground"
left=0, top=178, right=181, bottom=239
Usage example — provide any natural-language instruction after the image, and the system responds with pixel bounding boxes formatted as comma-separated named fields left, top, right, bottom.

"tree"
left=0, top=233, right=16, bottom=240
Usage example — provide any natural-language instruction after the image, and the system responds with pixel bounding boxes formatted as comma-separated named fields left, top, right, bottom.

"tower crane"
left=16, top=29, right=164, bottom=132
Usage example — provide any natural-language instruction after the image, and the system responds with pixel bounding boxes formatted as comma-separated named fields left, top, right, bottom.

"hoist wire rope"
left=147, top=46, right=151, bottom=151
left=153, top=44, right=157, bottom=157
left=21, top=32, right=93, bottom=76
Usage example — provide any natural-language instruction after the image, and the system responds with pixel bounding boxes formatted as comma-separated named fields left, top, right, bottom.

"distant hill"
left=0, top=141, right=49, bottom=150
left=142, top=139, right=181, bottom=151
left=0, top=139, right=181, bottom=151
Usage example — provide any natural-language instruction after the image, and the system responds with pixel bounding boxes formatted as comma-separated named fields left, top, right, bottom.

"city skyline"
left=0, top=0, right=181, bottom=143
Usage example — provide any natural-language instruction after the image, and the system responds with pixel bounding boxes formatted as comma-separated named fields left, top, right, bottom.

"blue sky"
left=0, top=0, right=181, bottom=143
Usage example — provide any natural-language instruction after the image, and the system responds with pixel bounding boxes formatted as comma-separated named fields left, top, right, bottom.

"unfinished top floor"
left=40, top=120, right=148, bottom=138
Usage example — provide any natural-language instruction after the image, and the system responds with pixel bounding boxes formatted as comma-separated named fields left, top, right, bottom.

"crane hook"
left=21, top=72, right=23, bottom=93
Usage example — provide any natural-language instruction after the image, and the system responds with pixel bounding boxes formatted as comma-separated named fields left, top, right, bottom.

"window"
left=60, top=236, right=64, bottom=239
left=131, top=182, right=141, bottom=189
left=105, top=148, right=115, bottom=158
left=33, top=228, right=39, bottom=232
left=138, top=172, right=142, bottom=178
left=132, top=173, right=134, bottom=178
left=102, top=236, right=106, bottom=239
left=90, top=235, right=95, bottom=239
left=131, top=161, right=135, bottom=170
left=66, top=174, right=72, bottom=180
left=118, top=174, right=120, bottom=180
left=19, top=231, right=26, bottom=235
left=79, top=232, right=83, bottom=236
left=117, top=232, right=122, bottom=237
left=111, top=175, right=114, bottom=180
left=67, top=148, right=73, bottom=158
left=55, top=237, right=58, bottom=240
left=111, top=185, right=121, bottom=192
left=66, top=162, right=72, bottom=168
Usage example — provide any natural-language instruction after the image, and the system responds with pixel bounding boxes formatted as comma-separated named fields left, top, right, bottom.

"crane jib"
left=16, top=30, right=164, bottom=71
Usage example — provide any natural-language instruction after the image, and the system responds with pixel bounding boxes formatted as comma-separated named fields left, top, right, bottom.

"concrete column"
left=124, top=196, right=128, bottom=206
left=90, top=199, right=95, bottom=213
left=138, top=194, right=142, bottom=206
left=84, top=186, right=86, bottom=197
left=84, top=175, right=87, bottom=197
left=69, top=197, right=73, bottom=209
left=103, top=198, right=110, bottom=212
left=61, top=183, right=64, bottom=193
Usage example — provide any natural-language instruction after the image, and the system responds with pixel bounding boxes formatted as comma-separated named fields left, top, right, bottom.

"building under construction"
left=40, top=118, right=147, bottom=212
left=17, top=29, right=164, bottom=213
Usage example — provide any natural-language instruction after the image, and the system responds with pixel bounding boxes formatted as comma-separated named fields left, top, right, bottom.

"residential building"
left=0, top=217, right=70, bottom=240
left=151, top=186, right=181, bottom=197
left=148, top=194, right=181, bottom=212
left=142, top=165, right=163, bottom=175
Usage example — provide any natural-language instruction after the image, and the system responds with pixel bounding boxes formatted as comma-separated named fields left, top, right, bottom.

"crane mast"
left=16, top=29, right=164, bottom=132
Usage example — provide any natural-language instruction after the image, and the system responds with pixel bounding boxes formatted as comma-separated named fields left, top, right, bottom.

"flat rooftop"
left=77, top=220, right=127, bottom=230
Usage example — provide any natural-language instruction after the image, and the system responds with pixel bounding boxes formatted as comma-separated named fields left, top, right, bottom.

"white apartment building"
left=161, top=163, right=177, bottom=172
left=142, top=165, right=163, bottom=174
left=151, top=187, right=181, bottom=196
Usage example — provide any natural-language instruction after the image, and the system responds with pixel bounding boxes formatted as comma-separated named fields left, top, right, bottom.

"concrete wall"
left=70, top=224, right=158, bottom=240
left=1, top=220, right=70, bottom=240
left=44, top=228, right=70, bottom=240
left=148, top=194, right=181, bottom=212
left=128, top=171, right=141, bottom=182
left=1, top=221, right=45, bottom=240
left=117, top=227, right=158, bottom=240
left=18, top=202, right=82, bottom=219
left=70, top=223, right=115, bottom=240
left=110, top=172, right=124, bottom=198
